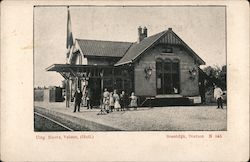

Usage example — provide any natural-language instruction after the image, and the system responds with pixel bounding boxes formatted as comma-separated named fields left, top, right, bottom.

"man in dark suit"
left=74, top=88, right=83, bottom=112
left=120, top=90, right=129, bottom=111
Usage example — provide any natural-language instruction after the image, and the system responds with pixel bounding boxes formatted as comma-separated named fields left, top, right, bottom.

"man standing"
left=74, top=88, right=83, bottom=112
left=214, top=85, right=223, bottom=109
left=120, top=91, right=127, bottom=111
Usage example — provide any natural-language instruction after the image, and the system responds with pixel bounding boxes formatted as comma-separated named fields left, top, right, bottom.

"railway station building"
left=46, top=10, right=206, bottom=107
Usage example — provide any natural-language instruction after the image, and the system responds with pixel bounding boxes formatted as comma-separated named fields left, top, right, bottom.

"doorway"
left=156, top=58, right=180, bottom=94
left=88, top=78, right=101, bottom=106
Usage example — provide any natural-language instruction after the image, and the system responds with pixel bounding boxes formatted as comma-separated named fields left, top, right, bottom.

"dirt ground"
left=34, top=102, right=227, bottom=131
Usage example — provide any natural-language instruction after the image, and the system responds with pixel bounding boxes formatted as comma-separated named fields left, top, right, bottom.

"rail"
left=34, top=112, right=74, bottom=131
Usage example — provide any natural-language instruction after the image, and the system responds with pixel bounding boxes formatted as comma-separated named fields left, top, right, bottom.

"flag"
left=66, top=7, right=73, bottom=59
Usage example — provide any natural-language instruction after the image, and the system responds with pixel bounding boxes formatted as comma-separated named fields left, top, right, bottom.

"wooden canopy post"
left=100, top=69, right=104, bottom=92
left=46, top=64, right=117, bottom=108
left=66, top=79, right=70, bottom=108
left=59, top=72, right=71, bottom=108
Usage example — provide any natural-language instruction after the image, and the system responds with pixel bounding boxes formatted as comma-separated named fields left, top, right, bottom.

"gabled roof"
left=115, top=28, right=205, bottom=66
left=115, top=31, right=166, bottom=66
left=76, top=39, right=132, bottom=58
left=169, top=30, right=205, bottom=65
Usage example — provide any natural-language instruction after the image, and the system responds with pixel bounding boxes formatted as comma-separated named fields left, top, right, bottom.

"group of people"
left=73, top=87, right=138, bottom=113
left=72, top=84, right=224, bottom=113
left=99, top=88, right=138, bottom=115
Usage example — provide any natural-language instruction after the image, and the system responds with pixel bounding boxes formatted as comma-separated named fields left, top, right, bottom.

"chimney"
left=138, top=26, right=147, bottom=43
left=138, top=26, right=142, bottom=42
left=143, top=26, right=147, bottom=37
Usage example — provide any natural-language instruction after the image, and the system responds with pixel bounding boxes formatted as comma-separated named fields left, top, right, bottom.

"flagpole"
left=66, top=5, right=73, bottom=108
left=66, top=6, right=69, bottom=64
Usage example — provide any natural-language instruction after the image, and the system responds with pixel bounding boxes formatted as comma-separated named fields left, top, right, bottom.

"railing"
left=139, top=96, right=155, bottom=107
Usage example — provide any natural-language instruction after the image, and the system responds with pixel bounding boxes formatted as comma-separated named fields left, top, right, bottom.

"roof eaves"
left=114, top=60, right=133, bottom=66
left=75, top=38, right=133, bottom=44
left=114, top=31, right=167, bottom=66
left=46, top=64, right=56, bottom=71
left=85, top=55, right=122, bottom=58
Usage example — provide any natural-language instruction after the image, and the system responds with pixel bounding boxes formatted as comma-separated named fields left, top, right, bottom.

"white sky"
left=34, top=6, right=226, bottom=87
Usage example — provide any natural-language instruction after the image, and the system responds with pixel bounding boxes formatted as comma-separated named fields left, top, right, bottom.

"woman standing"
left=130, top=92, right=138, bottom=110
left=113, top=90, right=121, bottom=111
left=120, top=91, right=126, bottom=111
left=103, top=88, right=110, bottom=113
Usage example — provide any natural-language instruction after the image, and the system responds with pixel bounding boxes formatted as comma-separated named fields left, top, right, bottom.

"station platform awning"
left=46, top=64, right=131, bottom=80
left=46, top=64, right=112, bottom=72
left=46, top=64, right=114, bottom=79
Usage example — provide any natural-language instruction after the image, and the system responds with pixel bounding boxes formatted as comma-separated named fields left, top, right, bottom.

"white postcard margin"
left=1, top=0, right=249, bottom=161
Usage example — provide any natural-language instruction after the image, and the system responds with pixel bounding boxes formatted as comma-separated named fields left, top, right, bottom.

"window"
left=172, top=59, right=179, bottom=73
left=121, top=69, right=129, bottom=77
left=124, top=79, right=131, bottom=91
left=103, top=78, right=113, bottom=91
left=114, top=78, right=132, bottom=93
left=162, top=46, right=173, bottom=53
left=164, top=59, right=172, bottom=73
left=156, top=59, right=163, bottom=73
left=115, top=78, right=123, bottom=90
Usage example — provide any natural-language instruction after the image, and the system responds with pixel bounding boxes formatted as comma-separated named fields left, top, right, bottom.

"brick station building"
left=46, top=9, right=206, bottom=107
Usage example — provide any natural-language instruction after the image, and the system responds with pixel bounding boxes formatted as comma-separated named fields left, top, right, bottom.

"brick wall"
left=134, top=44, right=200, bottom=97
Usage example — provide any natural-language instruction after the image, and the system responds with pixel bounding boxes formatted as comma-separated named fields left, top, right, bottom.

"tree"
left=219, top=65, right=226, bottom=90
left=202, top=65, right=226, bottom=90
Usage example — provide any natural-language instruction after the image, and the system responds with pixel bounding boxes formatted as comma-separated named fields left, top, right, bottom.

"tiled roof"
left=76, top=39, right=132, bottom=58
left=115, top=31, right=166, bottom=66
left=115, top=29, right=205, bottom=66
left=75, top=28, right=205, bottom=65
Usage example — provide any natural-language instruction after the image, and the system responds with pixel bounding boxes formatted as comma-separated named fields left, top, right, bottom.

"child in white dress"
left=113, top=90, right=121, bottom=111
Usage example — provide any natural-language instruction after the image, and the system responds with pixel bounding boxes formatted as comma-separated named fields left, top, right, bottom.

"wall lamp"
left=144, top=66, right=153, bottom=80
left=189, top=67, right=197, bottom=80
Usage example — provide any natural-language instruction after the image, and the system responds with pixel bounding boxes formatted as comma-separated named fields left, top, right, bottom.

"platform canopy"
left=46, top=64, right=114, bottom=72
left=46, top=64, right=115, bottom=79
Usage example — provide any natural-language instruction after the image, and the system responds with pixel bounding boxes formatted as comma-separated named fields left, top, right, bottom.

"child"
left=103, top=88, right=110, bottom=113
left=130, top=92, right=138, bottom=110
left=113, top=90, right=121, bottom=111
left=109, top=92, right=115, bottom=112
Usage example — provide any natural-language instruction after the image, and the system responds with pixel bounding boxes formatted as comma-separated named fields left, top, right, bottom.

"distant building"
left=47, top=10, right=206, bottom=107
left=34, top=86, right=64, bottom=102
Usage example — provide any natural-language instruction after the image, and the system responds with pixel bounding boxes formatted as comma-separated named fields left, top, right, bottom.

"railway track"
left=34, top=112, right=74, bottom=131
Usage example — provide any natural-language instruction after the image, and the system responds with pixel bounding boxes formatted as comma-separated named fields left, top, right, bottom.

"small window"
left=162, top=46, right=173, bottom=53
